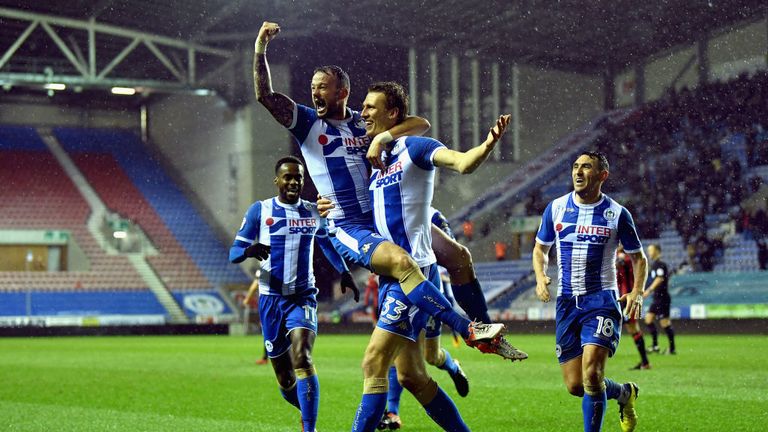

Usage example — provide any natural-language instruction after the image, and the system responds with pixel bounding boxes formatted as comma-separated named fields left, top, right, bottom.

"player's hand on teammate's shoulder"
left=535, top=275, right=551, bottom=302
left=366, top=132, right=392, bottom=172
left=244, top=243, right=271, bottom=260
left=316, top=194, right=335, bottom=218
left=340, top=271, right=361, bottom=302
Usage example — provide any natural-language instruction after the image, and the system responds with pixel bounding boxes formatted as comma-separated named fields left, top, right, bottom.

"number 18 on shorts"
left=554, top=290, right=623, bottom=364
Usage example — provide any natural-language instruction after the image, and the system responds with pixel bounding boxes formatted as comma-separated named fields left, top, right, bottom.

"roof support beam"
left=144, top=40, right=185, bottom=83
left=0, top=6, right=233, bottom=90
left=97, top=38, right=140, bottom=79
left=40, top=21, right=89, bottom=77
left=0, top=7, right=231, bottom=56
left=0, top=20, right=38, bottom=71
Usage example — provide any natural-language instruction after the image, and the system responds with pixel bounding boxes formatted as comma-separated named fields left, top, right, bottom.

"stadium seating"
left=53, top=127, right=250, bottom=289
left=0, top=125, right=247, bottom=322
left=0, top=127, right=165, bottom=319
left=0, top=131, right=146, bottom=292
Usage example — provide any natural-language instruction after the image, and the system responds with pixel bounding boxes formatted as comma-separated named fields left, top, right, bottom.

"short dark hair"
left=313, top=65, right=350, bottom=89
left=274, top=155, right=304, bottom=174
left=579, top=151, right=609, bottom=172
left=367, top=81, right=409, bottom=123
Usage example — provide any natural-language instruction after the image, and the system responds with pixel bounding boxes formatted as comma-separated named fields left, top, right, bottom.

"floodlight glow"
left=111, top=87, right=136, bottom=95
left=113, top=231, right=127, bottom=239
left=43, top=83, right=66, bottom=91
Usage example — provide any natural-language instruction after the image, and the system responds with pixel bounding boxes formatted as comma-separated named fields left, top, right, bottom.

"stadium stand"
left=471, top=72, right=768, bottom=316
left=0, top=127, right=163, bottom=322
left=53, top=127, right=250, bottom=290
left=0, top=126, right=242, bottom=323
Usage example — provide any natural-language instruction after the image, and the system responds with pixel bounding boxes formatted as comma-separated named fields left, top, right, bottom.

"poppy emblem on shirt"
left=555, top=223, right=563, bottom=232
left=318, top=134, right=329, bottom=145
left=266, top=218, right=274, bottom=226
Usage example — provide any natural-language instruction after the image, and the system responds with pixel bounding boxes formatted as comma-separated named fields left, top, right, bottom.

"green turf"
left=1, top=333, right=766, bottom=431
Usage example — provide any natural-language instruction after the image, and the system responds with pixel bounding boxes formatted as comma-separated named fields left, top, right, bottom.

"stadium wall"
left=644, top=45, right=700, bottom=102
left=147, top=63, right=294, bottom=239
left=616, top=17, right=768, bottom=106
left=709, top=18, right=768, bottom=80
left=0, top=94, right=138, bottom=129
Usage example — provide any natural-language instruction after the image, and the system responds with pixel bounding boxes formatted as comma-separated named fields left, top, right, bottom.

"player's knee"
left=292, top=346, right=313, bottom=369
left=582, top=364, right=604, bottom=388
left=361, top=347, right=389, bottom=376
left=443, top=243, right=473, bottom=271
left=397, top=370, right=429, bottom=394
left=565, top=381, right=584, bottom=397
left=391, top=252, right=419, bottom=280
left=276, top=372, right=295, bottom=390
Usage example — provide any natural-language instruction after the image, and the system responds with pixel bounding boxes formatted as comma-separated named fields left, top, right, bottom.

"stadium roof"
left=0, top=0, right=765, bottom=91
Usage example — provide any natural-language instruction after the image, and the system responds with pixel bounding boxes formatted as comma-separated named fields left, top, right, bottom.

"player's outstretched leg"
left=469, top=333, right=529, bottom=361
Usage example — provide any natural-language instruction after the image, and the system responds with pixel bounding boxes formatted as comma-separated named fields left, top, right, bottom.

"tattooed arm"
left=253, top=21, right=295, bottom=128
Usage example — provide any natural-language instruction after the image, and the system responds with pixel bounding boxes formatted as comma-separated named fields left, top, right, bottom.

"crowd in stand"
left=592, top=71, right=768, bottom=271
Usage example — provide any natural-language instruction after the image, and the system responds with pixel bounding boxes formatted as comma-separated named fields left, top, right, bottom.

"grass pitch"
left=1, top=332, right=766, bottom=431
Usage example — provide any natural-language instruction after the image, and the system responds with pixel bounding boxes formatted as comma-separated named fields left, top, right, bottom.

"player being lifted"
left=318, top=81, right=526, bottom=431
left=229, top=156, right=360, bottom=432
left=253, top=21, right=504, bottom=341
left=534, top=151, right=647, bottom=432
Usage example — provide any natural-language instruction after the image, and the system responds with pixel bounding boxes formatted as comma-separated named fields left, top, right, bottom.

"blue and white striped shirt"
left=369, top=136, right=445, bottom=268
left=536, top=192, right=642, bottom=297
left=289, top=104, right=371, bottom=221
left=229, top=197, right=347, bottom=296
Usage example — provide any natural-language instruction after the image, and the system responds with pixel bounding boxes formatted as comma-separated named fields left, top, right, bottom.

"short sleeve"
left=406, top=137, right=446, bottom=170
left=229, top=202, right=261, bottom=263
left=535, top=202, right=556, bottom=245
left=618, top=207, right=642, bottom=253
left=289, top=103, right=318, bottom=145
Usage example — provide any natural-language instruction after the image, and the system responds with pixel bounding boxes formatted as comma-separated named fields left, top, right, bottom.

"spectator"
left=462, top=219, right=474, bottom=241
left=363, top=273, right=379, bottom=324
left=494, top=241, right=507, bottom=261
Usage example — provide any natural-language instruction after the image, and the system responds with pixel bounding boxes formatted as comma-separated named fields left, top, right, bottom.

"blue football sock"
left=422, top=386, right=470, bottom=432
left=405, top=281, right=471, bottom=339
left=352, top=393, right=388, bottom=432
left=452, top=279, right=491, bottom=323
left=297, top=374, right=319, bottom=431
left=386, top=366, right=403, bottom=415
left=437, top=349, right=459, bottom=376
left=604, top=378, right=622, bottom=400
left=279, top=382, right=301, bottom=411
left=582, top=390, right=607, bottom=432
